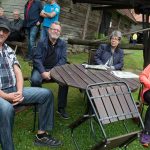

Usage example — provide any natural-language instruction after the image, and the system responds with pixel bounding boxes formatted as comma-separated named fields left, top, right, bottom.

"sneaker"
left=35, top=133, right=62, bottom=147
left=57, top=109, right=69, bottom=119
left=140, top=132, right=150, bottom=147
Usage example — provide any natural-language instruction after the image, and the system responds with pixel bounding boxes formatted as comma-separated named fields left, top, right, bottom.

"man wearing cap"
left=94, top=30, right=124, bottom=70
left=0, top=20, right=62, bottom=149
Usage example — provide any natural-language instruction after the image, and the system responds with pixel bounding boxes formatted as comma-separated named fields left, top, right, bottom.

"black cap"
left=0, top=17, right=10, bottom=32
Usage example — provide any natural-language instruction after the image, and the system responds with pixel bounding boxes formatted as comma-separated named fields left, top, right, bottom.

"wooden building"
left=1, top=0, right=136, bottom=40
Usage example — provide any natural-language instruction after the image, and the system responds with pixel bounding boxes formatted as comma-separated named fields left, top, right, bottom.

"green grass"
left=7, top=51, right=146, bottom=150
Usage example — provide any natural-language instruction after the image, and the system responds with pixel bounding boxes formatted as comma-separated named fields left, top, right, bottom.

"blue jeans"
left=0, top=86, right=54, bottom=150
left=31, top=69, right=68, bottom=109
left=26, top=26, right=39, bottom=59
left=40, top=26, right=49, bottom=40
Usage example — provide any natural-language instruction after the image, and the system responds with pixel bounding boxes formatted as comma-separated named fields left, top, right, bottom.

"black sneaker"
left=57, top=109, right=69, bottom=119
left=35, top=133, right=62, bottom=147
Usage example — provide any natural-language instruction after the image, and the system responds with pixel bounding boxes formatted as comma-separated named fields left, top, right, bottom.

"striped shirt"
left=0, top=44, right=20, bottom=90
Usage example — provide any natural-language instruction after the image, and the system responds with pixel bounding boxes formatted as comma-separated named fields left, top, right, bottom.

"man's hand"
left=40, top=10, right=47, bottom=17
left=36, top=21, right=40, bottom=26
left=5, top=91, right=24, bottom=105
left=110, top=66, right=115, bottom=70
left=104, top=65, right=110, bottom=69
left=41, top=71, right=51, bottom=80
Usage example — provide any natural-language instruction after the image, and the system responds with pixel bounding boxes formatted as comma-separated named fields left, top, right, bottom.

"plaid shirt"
left=0, top=44, right=20, bottom=90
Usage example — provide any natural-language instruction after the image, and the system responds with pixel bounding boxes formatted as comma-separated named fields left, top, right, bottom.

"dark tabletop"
left=51, top=64, right=140, bottom=92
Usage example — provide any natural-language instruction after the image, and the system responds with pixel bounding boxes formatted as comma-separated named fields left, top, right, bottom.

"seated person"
left=31, top=21, right=69, bottom=119
left=0, top=7, right=9, bottom=22
left=94, top=30, right=124, bottom=70
left=0, top=20, right=61, bottom=150
left=139, top=64, right=150, bottom=147
left=0, top=7, right=5, bottom=18
left=7, top=9, right=25, bottom=42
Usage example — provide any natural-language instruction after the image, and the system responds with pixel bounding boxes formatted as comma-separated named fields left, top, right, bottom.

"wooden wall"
left=1, top=0, right=26, bottom=20
left=0, top=0, right=135, bottom=40
left=1, top=0, right=102, bottom=39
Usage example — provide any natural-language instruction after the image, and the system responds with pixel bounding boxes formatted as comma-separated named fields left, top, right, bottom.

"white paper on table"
left=111, top=71, right=139, bottom=78
left=82, top=64, right=107, bottom=70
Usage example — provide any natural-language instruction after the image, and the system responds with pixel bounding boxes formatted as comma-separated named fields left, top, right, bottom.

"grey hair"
left=110, top=30, right=122, bottom=40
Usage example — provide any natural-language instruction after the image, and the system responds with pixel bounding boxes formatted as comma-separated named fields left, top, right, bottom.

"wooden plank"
left=62, top=64, right=87, bottom=88
left=90, top=88, right=110, bottom=124
left=100, top=71, right=121, bottom=82
left=106, top=86, right=125, bottom=120
left=98, top=87, right=118, bottom=123
left=68, top=64, right=95, bottom=85
left=82, top=4, right=91, bottom=39
left=121, top=78, right=140, bottom=92
left=77, top=65, right=104, bottom=83
left=121, top=85, right=139, bottom=118
left=14, top=105, right=31, bottom=114
left=55, top=65, right=80, bottom=87
left=50, top=68, right=66, bottom=85
left=113, top=86, right=132, bottom=119
left=90, top=70, right=113, bottom=82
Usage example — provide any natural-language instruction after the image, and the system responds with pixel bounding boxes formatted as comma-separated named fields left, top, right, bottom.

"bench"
left=14, top=76, right=37, bottom=131
left=6, top=41, right=27, bottom=58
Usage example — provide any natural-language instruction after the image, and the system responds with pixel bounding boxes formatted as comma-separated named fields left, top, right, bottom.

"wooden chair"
left=13, top=77, right=37, bottom=132
left=14, top=103, right=37, bottom=132
left=88, top=49, right=96, bottom=65
left=69, top=81, right=144, bottom=150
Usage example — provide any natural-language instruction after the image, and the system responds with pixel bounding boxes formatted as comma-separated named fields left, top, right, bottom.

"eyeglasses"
left=0, top=27, right=9, bottom=34
left=50, top=28, right=60, bottom=33
left=111, top=37, right=120, bottom=41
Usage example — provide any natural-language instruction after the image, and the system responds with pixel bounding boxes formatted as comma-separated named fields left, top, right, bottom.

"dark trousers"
left=31, top=69, right=68, bottom=110
left=143, top=90, right=150, bottom=132
left=7, top=31, right=25, bottom=42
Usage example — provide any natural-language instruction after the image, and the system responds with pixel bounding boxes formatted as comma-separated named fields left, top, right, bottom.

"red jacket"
left=139, top=64, right=150, bottom=101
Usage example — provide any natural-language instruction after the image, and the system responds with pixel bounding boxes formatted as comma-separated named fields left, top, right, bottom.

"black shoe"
left=57, top=109, right=69, bottom=119
left=35, top=133, right=62, bottom=147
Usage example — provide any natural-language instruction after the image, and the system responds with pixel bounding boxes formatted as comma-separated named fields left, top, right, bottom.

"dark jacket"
left=24, top=0, right=43, bottom=28
left=33, top=37, right=67, bottom=74
left=7, top=18, right=25, bottom=42
left=94, top=44, right=124, bottom=70
left=10, top=18, right=24, bottom=32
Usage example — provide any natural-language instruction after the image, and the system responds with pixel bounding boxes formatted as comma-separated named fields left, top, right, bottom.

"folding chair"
left=69, top=81, right=144, bottom=150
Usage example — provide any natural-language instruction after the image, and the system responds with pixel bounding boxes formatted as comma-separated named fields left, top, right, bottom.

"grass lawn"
left=5, top=50, right=146, bottom=150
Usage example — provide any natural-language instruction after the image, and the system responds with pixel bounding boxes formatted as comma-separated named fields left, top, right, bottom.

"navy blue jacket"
left=94, top=44, right=124, bottom=70
left=33, top=38, right=67, bottom=74
left=24, top=0, right=43, bottom=28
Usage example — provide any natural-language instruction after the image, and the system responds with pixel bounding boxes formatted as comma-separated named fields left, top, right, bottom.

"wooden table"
left=51, top=64, right=140, bottom=92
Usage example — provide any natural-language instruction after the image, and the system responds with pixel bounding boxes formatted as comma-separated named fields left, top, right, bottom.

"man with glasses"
left=0, top=20, right=62, bottom=150
left=94, top=30, right=124, bottom=70
left=31, top=21, right=69, bottom=119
